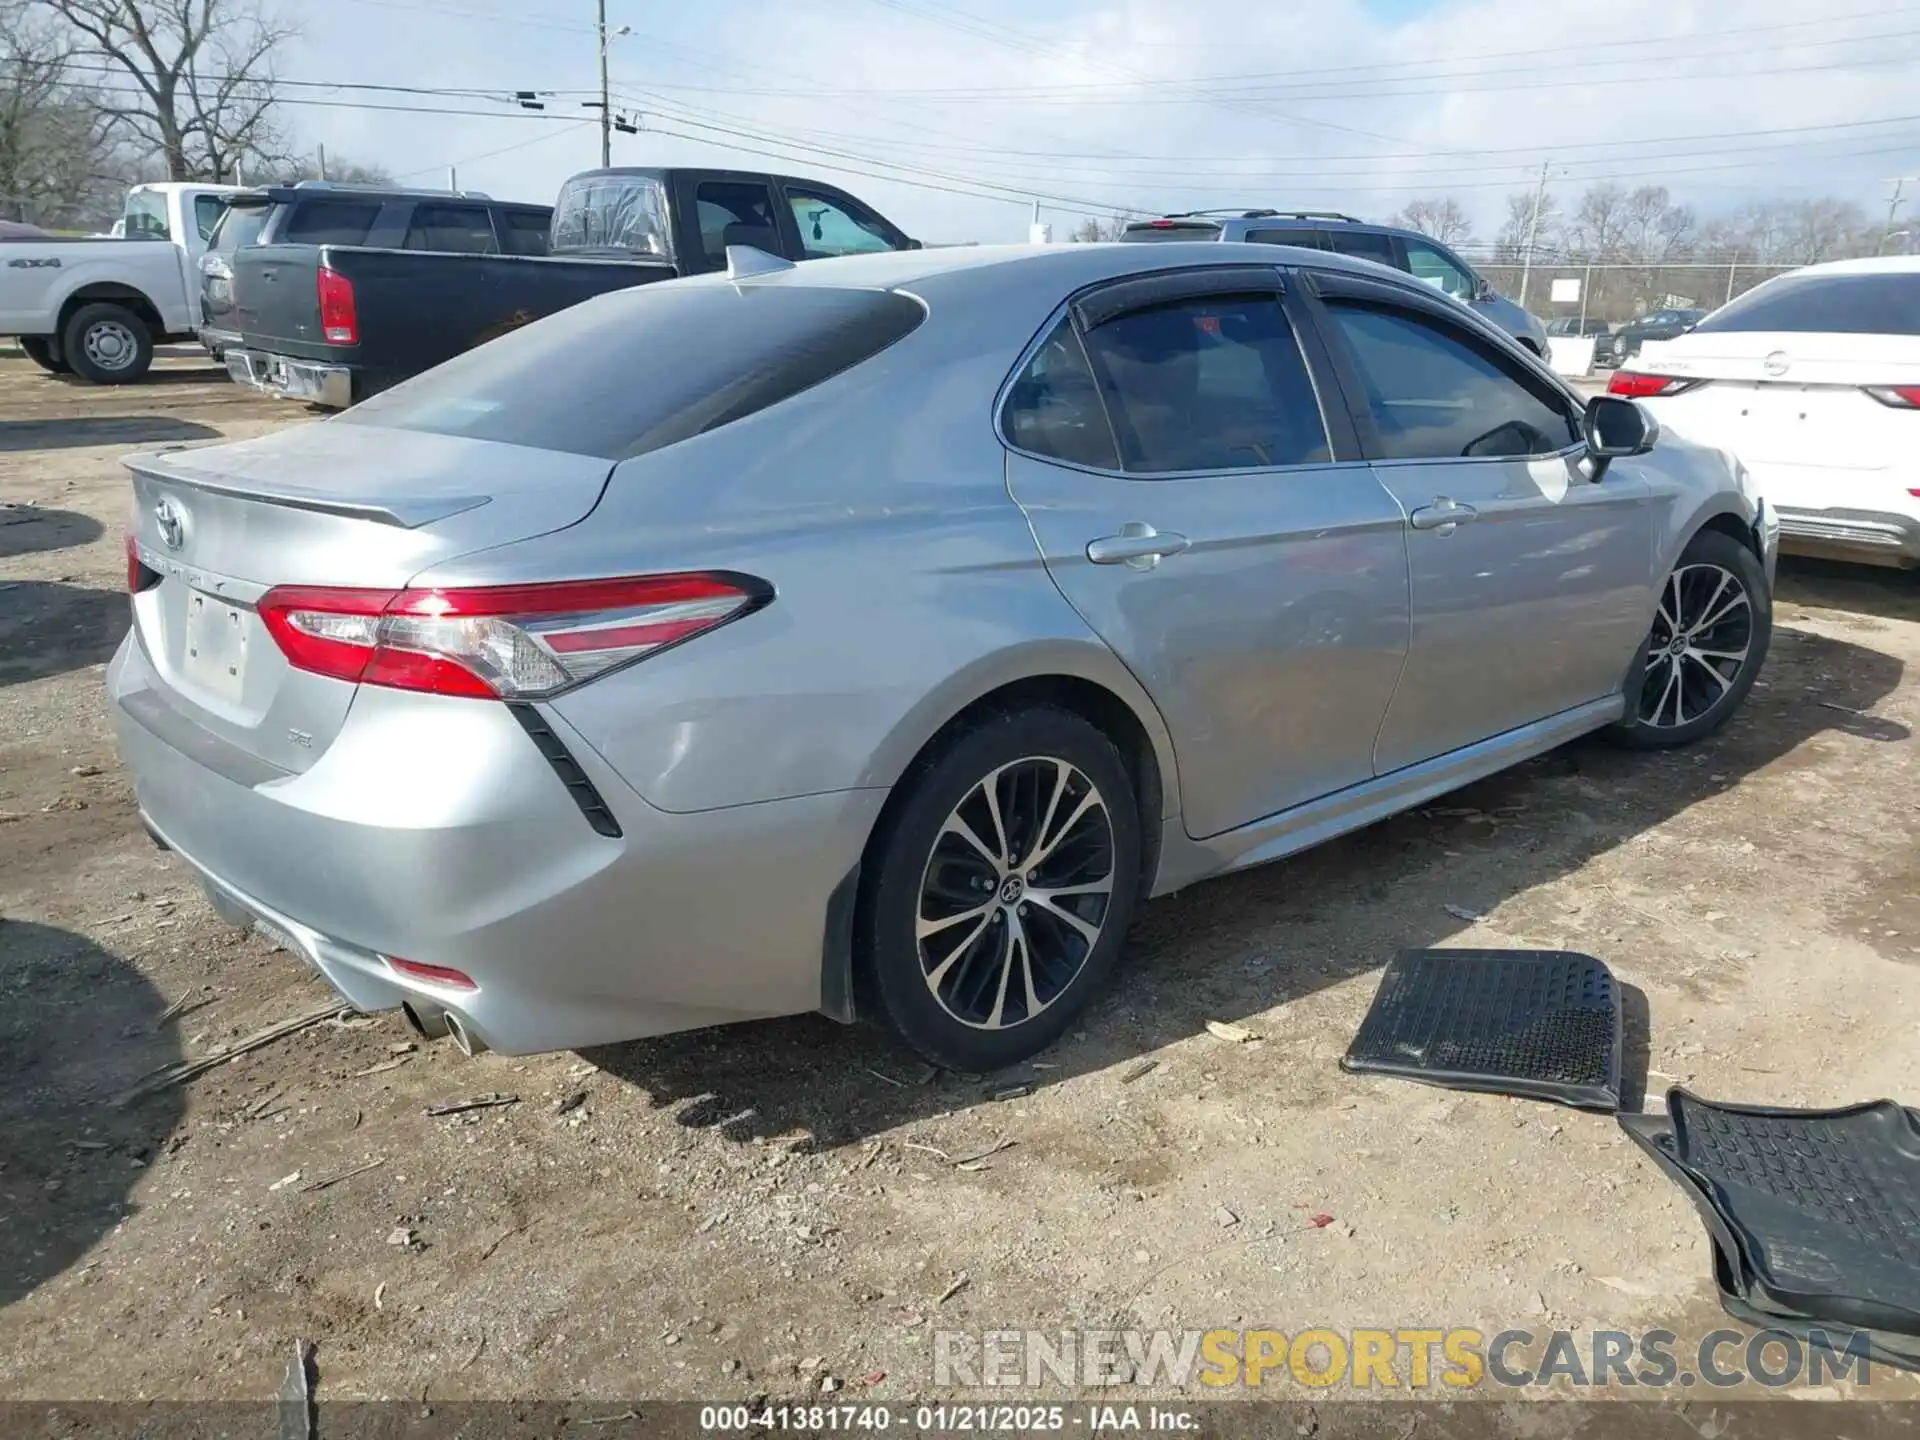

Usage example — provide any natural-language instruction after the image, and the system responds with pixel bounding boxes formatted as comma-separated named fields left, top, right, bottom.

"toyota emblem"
left=1762, top=351, right=1790, bottom=377
left=154, top=497, right=187, bottom=551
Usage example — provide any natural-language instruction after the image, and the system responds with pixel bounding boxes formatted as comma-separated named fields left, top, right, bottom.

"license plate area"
left=182, top=590, right=249, bottom=704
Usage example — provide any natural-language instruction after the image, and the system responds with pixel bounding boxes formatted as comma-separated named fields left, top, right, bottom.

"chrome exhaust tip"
left=401, top=1001, right=451, bottom=1042
left=444, top=1011, right=487, bottom=1058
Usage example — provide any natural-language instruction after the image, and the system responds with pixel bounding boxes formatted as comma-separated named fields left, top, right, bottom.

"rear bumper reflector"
left=506, top=703, right=624, bottom=838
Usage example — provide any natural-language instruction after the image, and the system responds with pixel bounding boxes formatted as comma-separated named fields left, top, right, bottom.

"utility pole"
left=448, top=166, right=458, bottom=193
left=596, top=0, right=612, bottom=168
left=316, top=143, right=328, bottom=181
left=1518, top=159, right=1550, bottom=309
left=1880, top=177, right=1915, bottom=253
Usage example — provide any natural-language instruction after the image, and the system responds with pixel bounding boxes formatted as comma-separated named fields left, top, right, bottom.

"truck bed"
left=231, top=243, right=675, bottom=403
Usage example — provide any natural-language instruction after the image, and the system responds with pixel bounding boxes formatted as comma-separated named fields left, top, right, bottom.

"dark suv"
left=197, top=181, right=551, bottom=361
left=1121, top=209, right=1548, bottom=354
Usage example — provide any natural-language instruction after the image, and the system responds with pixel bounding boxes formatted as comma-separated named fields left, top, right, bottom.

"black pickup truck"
left=223, top=167, right=919, bottom=408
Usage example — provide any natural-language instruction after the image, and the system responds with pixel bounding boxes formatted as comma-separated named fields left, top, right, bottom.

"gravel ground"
left=2, top=349, right=1917, bottom=1414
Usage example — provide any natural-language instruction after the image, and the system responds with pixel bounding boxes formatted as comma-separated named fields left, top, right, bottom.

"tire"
left=858, top=705, right=1143, bottom=1071
left=1609, top=528, right=1772, bottom=749
left=19, top=336, right=70, bottom=374
left=61, top=302, right=153, bottom=384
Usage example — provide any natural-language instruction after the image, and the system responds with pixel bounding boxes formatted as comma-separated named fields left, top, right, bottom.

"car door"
left=1001, top=266, right=1412, bottom=840
left=1303, top=268, right=1655, bottom=773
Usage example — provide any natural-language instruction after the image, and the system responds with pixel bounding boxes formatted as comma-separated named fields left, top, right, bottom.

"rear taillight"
left=257, top=573, right=767, bottom=700
left=1863, top=385, right=1920, bottom=408
left=126, top=531, right=158, bottom=593
left=1607, top=371, right=1702, bottom=399
left=316, top=264, right=357, bottom=345
left=385, top=956, right=477, bottom=991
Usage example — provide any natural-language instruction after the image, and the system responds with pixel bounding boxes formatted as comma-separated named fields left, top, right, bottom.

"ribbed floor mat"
left=1340, top=948, right=1623, bottom=1111
left=1621, top=1097, right=1920, bottom=1374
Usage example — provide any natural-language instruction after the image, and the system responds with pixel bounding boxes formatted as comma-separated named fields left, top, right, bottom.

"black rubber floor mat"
left=1340, top=948, right=1623, bottom=1111
left=1621, top=1108, right=1920, bottom=1375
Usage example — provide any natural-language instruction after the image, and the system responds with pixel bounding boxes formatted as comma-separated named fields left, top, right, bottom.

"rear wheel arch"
left=58, top=282, right=166, bottom=339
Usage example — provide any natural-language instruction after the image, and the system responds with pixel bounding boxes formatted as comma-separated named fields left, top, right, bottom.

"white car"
left=0, top=181, right=245, bottom=384
left=1613, top=255, right=1920, bottom=569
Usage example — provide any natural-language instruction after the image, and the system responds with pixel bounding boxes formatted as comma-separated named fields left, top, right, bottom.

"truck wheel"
left=19, top=337, right=71, bottom=374
left=61, top=303, right=153, bottom=384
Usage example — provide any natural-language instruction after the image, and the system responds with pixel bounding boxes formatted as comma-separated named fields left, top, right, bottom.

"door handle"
left=1086, top=522, right=1191, bottom=571
left=1408, top=497, right=1478, bottom=535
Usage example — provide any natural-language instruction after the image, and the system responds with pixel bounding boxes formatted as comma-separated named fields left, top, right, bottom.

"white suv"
left=1616, top=255, right=1920, bottom=569
left=0, top=182, right=245, bottom=384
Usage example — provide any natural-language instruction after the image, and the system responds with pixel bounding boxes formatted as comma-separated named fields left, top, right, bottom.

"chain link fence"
left=1471, top=260, right=1803, bottom=327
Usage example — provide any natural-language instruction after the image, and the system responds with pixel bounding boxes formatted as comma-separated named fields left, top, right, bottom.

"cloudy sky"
left=277, top=0, right=1920, bottom=244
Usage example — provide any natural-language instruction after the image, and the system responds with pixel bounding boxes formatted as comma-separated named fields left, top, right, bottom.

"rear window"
left=282, top=200, right=381, bottom=246
left=551, top=174, right=668, bottom=258
left=1120, top=223, right=1221, bottom=244
left=338, top=283, right=926, bottom=460
left=1694, top=272, right=1920, bottom=336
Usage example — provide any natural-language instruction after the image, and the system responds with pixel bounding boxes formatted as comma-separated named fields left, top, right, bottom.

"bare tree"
left=278, top=150, right=392, bottom=185
left=1068, top=214, right=1128, bottom=242
left=0, top=0, right=126, bottom=224
left=1494, top=188, right=1560, bottom=263
left=1389, top=197, right=1472, bottom=245
left=38, top=0, right=294, bottom=183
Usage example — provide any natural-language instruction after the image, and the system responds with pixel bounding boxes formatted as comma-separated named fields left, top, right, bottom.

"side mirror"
left=1473, top=277, right=1496, bottom=302
left=1583, top=395, right=1659, bottom=474
left=904, top=237, right=924, bottom=251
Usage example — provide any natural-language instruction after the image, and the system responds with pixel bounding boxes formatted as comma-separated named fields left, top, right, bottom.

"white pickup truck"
left=0, top=181, right=247, bottom=384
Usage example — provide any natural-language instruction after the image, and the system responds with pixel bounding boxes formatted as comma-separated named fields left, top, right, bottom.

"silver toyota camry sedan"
left=110, top=241, right=1779, bottom=1072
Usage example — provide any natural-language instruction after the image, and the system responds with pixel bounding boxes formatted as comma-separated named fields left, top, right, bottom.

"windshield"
left=1694, top=272, right=1920, bottom=337
left=550, top=174, right=670, bottom=258
left=123, top=189, right=171, bottom=241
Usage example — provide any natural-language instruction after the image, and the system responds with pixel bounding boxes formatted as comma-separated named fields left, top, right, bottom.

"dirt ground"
left=2, top=347, right=1918, bottom=1414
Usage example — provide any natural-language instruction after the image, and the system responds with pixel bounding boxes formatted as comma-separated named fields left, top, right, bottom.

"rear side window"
left=282, top=200, right=381, bottom=246
left=1246, top=228, right=1321, bottom=248
left=500, top=209, right=550, bottom=256
left=1325, top=300, right=1578, bottom=460
left=404, top=204, right=496, bottom=254
left=1323, top=229, right=1399, bottom=269
left=1694, top=273, right=1920, bottom=336
left=338, top=284, right=926, bottom=460
left=1002, top=319, right=1119, bottom=470
left=194, top=195, right=228, bottom=241
left=694, top=180, right=781, bottom=269
left=1080, top=294, right=1330, bottom=473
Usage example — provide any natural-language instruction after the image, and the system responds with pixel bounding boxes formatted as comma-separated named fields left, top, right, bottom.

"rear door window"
left=1693, top=273, right=1920, bottom=335
left=1324, top=299, right=1579, bottom=460
left=282, top=200, right=382, bottom=246
left=499, top=209, right=550, bottom=256
left=1322, top=229, right=1400, bottom=270
left=403, top=204, right=498, bottom=254
left=194, top=195, right=228, bottom=242
left=338, top=284, right=926, bottom=460
left=692, top=180, right=781, bottom=270
left=1246, top=228, right=1324, bottom=249
left=210, top=205, right=268, bottom=255
left=1079, top=293, right=1330, bottom=473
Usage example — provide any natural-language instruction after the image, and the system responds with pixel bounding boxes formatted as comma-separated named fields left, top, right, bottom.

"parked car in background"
left=0, top=181, right=246, bottom=382
left=113, top=242, right=1773, bottom=1072
left=206, top=183, right=551, bottom=376
left=1547, top=316, right=1612, bottom=338
left=1595, top=307, right=1705, bottom=368
left=1616, top=255, right=1920, bottom=568
left=222, top=167, right=917, bottom=408
left=1120, top=209, right=1550, bottom=354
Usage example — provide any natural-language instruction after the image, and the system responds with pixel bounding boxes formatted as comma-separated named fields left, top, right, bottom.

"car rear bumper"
left=1775, top=505, right=1920, bottom=567
left=224, top=346, right=354, bottom=409
left=198, top=325, right=240, bottom=358
left=107, top=630, right=885, bottom=1054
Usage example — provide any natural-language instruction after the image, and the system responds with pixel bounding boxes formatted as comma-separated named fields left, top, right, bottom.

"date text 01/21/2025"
left=697, top=1403, right=1199, bottom=1431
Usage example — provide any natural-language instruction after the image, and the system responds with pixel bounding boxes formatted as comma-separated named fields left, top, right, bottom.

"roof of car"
left=691, top=239, right=1389, bottom=296
left=1783, top=254, right=1920, bottom=278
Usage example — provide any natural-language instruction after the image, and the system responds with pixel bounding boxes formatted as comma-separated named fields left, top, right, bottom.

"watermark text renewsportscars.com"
left=933, top=1327, right=1880, bottom=1391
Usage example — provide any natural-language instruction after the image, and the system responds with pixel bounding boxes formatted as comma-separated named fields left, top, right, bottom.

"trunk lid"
left=125, top=422, right=613, bottom=774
